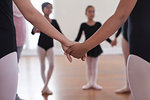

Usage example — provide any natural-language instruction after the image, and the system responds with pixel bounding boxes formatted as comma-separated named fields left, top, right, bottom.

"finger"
left=66, top=46, right=73, bottom=54
left=81, top=57, right=85, bottom=61
left=64, top=52, right=72, bottom=62
left=81, top=54, right=87, bottom=61
left=65, top=53, right=72, bottom=63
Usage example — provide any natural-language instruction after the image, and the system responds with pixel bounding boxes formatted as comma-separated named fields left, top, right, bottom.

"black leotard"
left=0, top=0, right=17, bottom=59
left=122, top=21, right=128, bottom=41
left=75, top=22, right=103, bottom=57
left=128, top=0, right=150, bottom=62
left=32, top=19, right=62, bottom=51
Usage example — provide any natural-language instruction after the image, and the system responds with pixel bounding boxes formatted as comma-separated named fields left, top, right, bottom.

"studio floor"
left=17, top=55, right=133, bottom=100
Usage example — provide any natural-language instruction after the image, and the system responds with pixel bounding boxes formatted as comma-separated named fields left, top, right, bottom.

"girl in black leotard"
left=75, top=6, right=122, bottom=90
left=107, top=21, right=130, bottom=94
left=0, top=0, right=73, bottom=99
left=111, top=21, right=131, bottom=94
left=105, top=23, right=130, bottom=94
left=31, top=2, right=62, bottom=95
left=75, top=5, right=104, bottom=90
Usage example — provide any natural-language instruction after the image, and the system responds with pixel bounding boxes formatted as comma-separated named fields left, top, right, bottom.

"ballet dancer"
left=105, top=24, right=130, bottom=94
left=75, top=5, right=103, bottom=90
left=115, top=21, right=131, bottom=94
left=75, top=6, right=123, bottom=90
left=66, top=0, right=150, bottom=100
left=31, top=2, right=62, bottom=95
left=74, top=5, right=121, bottom=90
left=75, top=5, right=121, bottom=90
left=0, top=0, right=73, bottom=99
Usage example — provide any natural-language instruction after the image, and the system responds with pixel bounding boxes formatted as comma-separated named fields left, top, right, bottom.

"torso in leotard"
left=32, top=19, right=62, bottom=51
left=128, top=0, right=150, bottom=62
left=122, top=20, right=128, bottom=41
left=75, top=22, right=103, bottom=57
left=0, top=0, right=17, bottom=59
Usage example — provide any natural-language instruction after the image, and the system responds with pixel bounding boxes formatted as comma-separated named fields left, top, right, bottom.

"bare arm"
left=66, top=0, right=137, bottom=58
left=13, top=0, right=70, bottom=45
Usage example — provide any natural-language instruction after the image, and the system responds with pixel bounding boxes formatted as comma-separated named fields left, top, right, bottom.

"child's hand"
left=111, top=38, right=117, bottom=47
left=33, top=27, right=40, bottom=33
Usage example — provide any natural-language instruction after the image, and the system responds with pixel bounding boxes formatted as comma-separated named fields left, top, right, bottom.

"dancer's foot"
left=46, top=88, right=53, bottom=95
left=92, top=84, right=103, bottom=90
left=42, top=88, right=53, bottom=95
left=82, top=83, right=92, bottom=90
left=115, top=87, right=130, bottom=94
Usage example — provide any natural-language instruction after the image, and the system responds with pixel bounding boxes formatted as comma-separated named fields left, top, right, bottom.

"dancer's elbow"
left=113, top=13, right=128, bottom=24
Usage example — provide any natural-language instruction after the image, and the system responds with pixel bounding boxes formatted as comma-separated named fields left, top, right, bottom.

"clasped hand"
left=61, top=41, right=87, bottom=62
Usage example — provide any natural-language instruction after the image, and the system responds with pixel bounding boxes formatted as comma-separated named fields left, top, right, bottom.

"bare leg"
left=42, top=48, right=54, bottom=95
left=38, top=47, right=47, bottom=93
left=128, top=55, right=150, bottom=100
left=116, top=37, right=130, bottom=93
left=91, top=57, right=103, bottom=90
left=0, top=52, right=18, bottom=100
left=82, top=57, right=93, bottom=90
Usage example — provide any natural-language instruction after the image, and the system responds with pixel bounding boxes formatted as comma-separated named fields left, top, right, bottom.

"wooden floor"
left=17, top=55, right=133, bottom=100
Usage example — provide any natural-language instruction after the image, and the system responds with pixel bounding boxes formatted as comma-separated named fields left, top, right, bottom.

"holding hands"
left=66, top=43, right=88, bottom=59
left=111, top=37, right=117, bottom=47
left=62, top=41, right=87, bottom=62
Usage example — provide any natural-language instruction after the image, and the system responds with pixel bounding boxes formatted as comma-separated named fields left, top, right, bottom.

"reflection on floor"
left=17, top=55, right=133, bottom=100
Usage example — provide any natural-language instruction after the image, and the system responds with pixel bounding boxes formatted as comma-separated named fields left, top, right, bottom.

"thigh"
left=0, top=52, right=18, bottom=100
left=128, top=55, right=150, bottom=100
left=38, top=46, right=46, bottom=63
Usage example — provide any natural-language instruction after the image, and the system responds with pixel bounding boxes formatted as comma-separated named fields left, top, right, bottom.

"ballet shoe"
left=92, top=84, right=103, bottom=90
left=46, top=88, right=53, bottom=95
left=82, top=84, right=92, bottom=90
left=42, top=88, right=53, bottom=95
left=115, top=87, right=131, bottom=94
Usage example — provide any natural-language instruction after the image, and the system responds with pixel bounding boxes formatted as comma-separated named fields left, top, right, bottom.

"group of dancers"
left=0, top=0, right=150, bottom=100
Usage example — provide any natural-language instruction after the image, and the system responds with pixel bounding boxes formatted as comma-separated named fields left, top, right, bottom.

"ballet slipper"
left=82, top=83, right=93, bottom=90
left=42, top=90, right=47, bottom=95
left=127, top=55, right=150, bottom=100
left=45, top=88, right=53, bottom=95
left=42, top=88, right=53, bottom=95
left=92, top=83, right=103, bottom=90
left=115, top=87, right=130, bottom=94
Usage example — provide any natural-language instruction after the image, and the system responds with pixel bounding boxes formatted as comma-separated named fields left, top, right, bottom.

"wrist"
left=61, top=38, right=72, bottom=47
left=82, top=42, right=89, bottom=53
